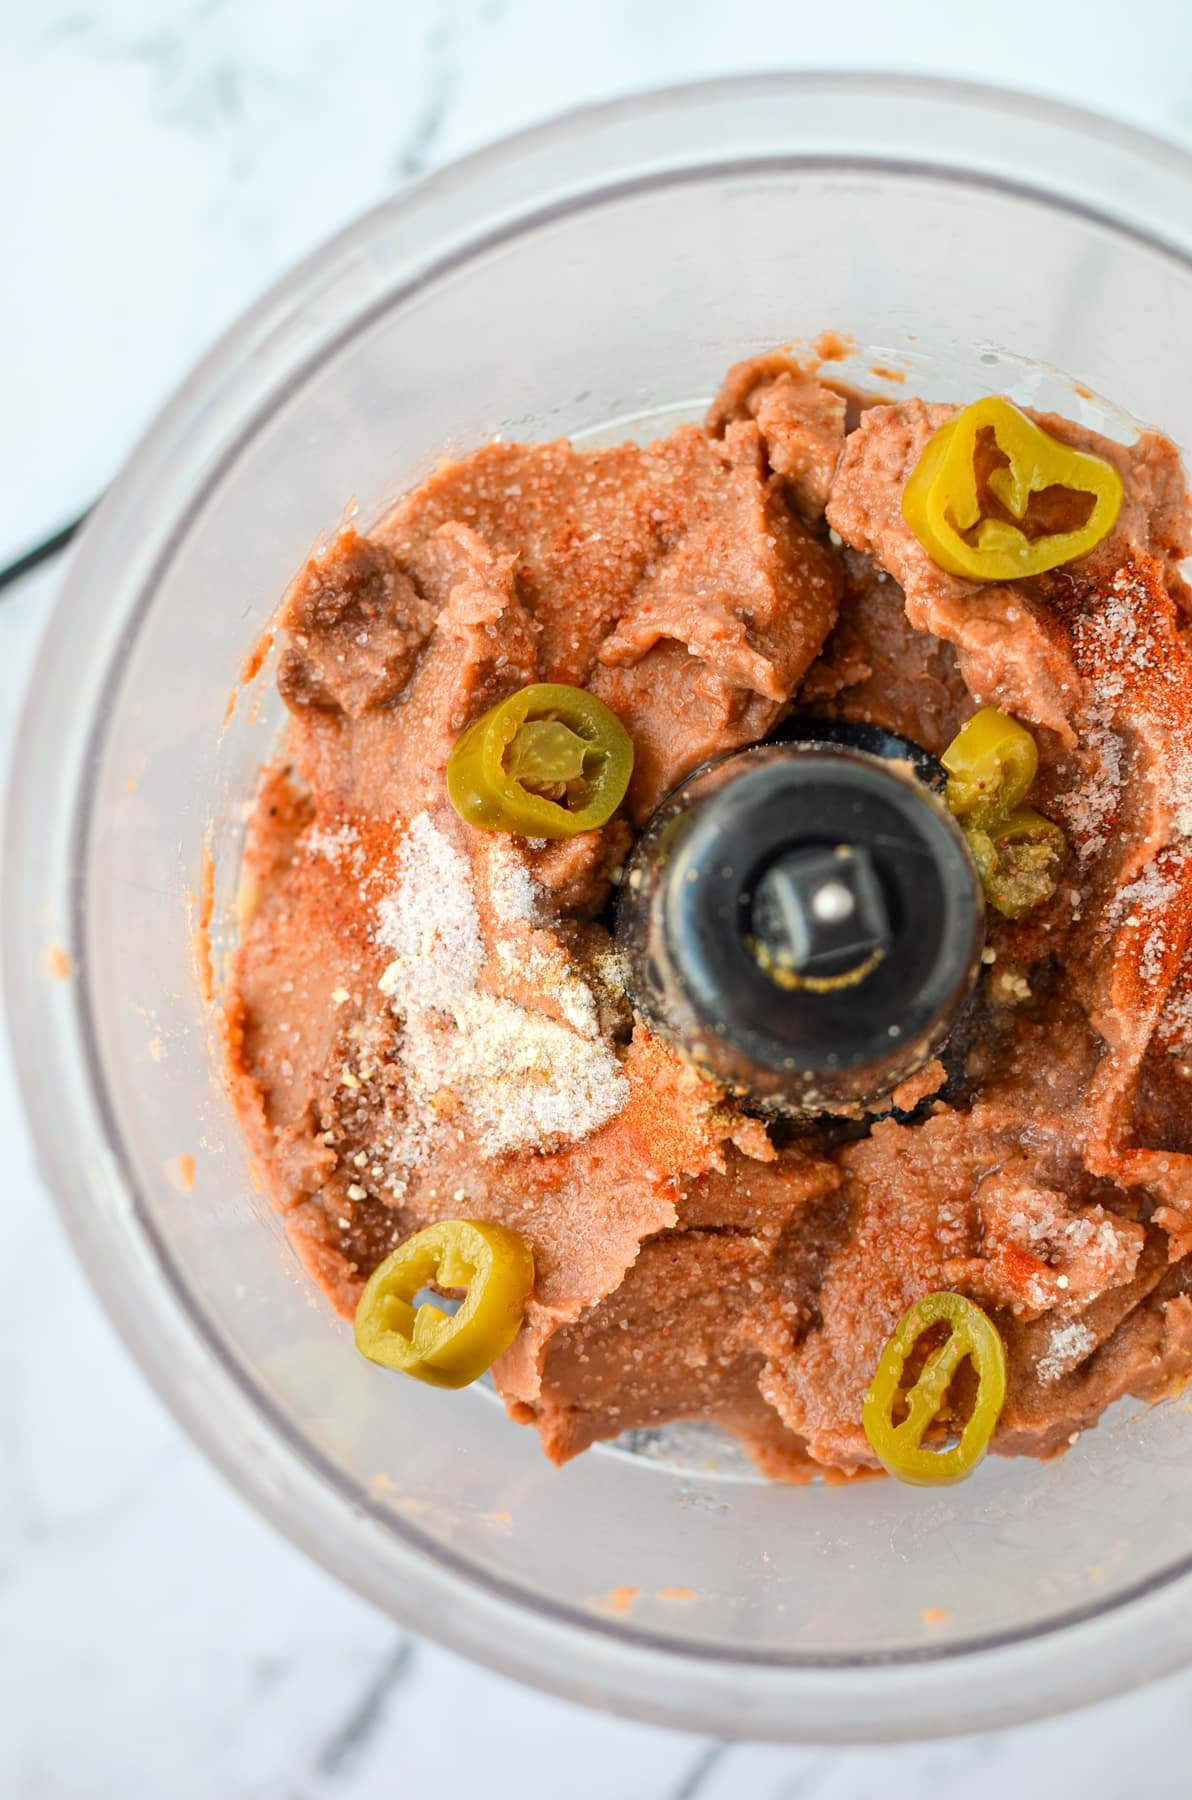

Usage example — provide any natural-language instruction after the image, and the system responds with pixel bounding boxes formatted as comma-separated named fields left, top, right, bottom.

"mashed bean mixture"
left=225, top=354, right=1192, bottom=1479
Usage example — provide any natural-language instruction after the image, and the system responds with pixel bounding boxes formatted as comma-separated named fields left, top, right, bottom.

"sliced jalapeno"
left=862, top=1291, right=1007, bottom=1485
left=354, top=1219, right=534, bottom=1388
left=941, top=706, right=1038, bottom=828
left=966, top=807, right=1068, bottom=919
left=902, top=396, right=1123, bottom=581
left=447, top=682, right=634, bottom=838
left=941, top=710, right=1067, bottom=917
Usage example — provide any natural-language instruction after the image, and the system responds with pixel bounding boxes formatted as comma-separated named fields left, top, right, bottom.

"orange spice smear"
left=598, top=1585, right=639, bottom=1617
left=193, top=846, right=216, bottom=1004
left=616, top=1031, right=774, bottom=1179
left=1039, top=553, right=1192, bottom=1242
left=1046, top=556, right=1192, bottom=1023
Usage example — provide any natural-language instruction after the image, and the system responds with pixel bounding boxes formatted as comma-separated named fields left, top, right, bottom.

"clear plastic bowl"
left=11, top=74, right=1192, bottom=1743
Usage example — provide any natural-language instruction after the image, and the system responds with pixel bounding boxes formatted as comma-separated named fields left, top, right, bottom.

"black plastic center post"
left=751, top=843, right=891, bottom=984
left=616, top=736, right=985, bottom=1115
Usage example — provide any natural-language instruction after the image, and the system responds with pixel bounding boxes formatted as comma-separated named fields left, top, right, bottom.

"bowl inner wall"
left=85, top=166, right=1192, bottom=1662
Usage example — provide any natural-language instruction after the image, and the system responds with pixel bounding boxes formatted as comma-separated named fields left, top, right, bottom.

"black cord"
left=0, top=507, right=92, bottom=595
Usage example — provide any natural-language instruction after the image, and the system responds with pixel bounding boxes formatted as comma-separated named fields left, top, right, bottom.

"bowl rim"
left=12, top=69, right=1192, bottom=1741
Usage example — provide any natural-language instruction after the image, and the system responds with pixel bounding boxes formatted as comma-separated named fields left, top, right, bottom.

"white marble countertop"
left=8, top=3, right=1192, bottom=1794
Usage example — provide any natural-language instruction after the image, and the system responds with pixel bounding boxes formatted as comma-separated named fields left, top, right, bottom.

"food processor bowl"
left=11, top=75, right=1192, bottom=1742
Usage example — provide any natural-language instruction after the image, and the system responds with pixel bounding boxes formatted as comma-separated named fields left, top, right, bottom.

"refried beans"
left=222, top=352, right=1192, bottom=1481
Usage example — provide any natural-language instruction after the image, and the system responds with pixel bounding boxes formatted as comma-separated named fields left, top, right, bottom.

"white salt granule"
left=1065, top=566, right=1192, bottom=859
left=1036, top=1320, right=1096, bottom=1385
left=305, top=821, right=362, bottom=870
left=1160, top=983, right=1192, bottom=1047
left=376, top=812, right=483, bottom=1011
left=375, top=813, right=627, bottom=1159
left=486, top=840, right=542, bottom=928
left=484, top=837, right=605, bottom=1038
left=1054, top=715, right=1122, bottom=862
left=1105, top=849, right=1191, bottom=992
left=1170, top=757, right=1192, bottom=842
left=1115, top=860, right=1182, bottom=922
left=400, top=994, right=626, bottom=1157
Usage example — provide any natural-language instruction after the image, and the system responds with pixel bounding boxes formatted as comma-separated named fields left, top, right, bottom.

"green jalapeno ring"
left=965, top=807, right=1067, bottom=919
left=447, top=682, right=634, bottom=839
left=862, top=1290, right=1007, bottom=1486
left=902, top=395, right=1124, bottom=582
left=940, top=708, right=1068, bottom=917
left=355, top=1219, right=535, bottom=1389
left=941, top=705, right=1039, bottom=829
